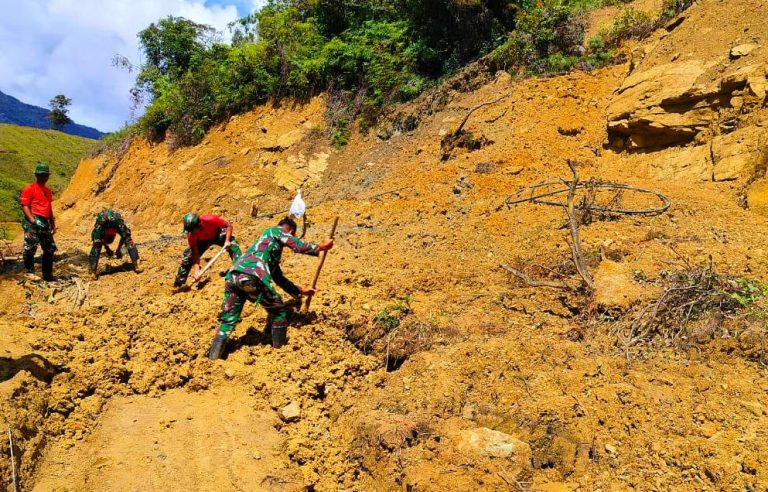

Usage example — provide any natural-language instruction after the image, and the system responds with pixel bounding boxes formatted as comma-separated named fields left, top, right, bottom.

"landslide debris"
left=3, top=1, right=768, bottom=491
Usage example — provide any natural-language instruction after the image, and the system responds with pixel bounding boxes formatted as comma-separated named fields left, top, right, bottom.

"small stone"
left=730, top=43, right=759, bottom=59
left=740, top=400, right=764, bottom=417
left=279, top=402, right=301, bottom=423
left=700, top=422, right=719, bottom=438
left=224, top=369, right=234, bottom=379
left=604, top=443, right=618, bottom=455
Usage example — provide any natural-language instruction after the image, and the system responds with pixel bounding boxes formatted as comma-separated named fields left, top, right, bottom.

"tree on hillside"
left=47, top=94, right=72, bottom=131
left=136, top=16, right=217, bottom=96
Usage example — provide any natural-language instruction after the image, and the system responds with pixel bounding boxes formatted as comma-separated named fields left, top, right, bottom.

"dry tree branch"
left=566, top=160, right=595, bottom=290
left=454, top=94, right=510, bottom=135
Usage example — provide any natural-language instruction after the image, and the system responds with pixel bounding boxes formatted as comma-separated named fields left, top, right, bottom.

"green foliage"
left=0, top=124, right=95, bottom=222
left=88, top=125, right=137, bottom=157
left=729, top=278, right=768, bottom=308
left=129, top=0, right=693, bottom=146
left=46, top=94, right=73, bottom=131
left=491, top=5, right=589, bottom=74
left=374, top=296, right=413, bottom=333
left=599, top=7, right=656, bottom=46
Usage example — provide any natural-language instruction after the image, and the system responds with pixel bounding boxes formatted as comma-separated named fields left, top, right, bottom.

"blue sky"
left=206, top=0, right=261, bottom=17
left=0, top=0, right=267, bottom=133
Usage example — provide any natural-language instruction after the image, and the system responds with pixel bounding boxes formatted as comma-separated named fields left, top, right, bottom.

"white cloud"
left=0, top=0, right=244, bottom=132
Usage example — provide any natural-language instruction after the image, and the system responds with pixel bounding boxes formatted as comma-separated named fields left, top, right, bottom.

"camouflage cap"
left=34, top=163, right=51, bottom=175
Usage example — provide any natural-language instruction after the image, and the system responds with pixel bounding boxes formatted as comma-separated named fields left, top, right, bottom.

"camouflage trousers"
left=217, top=271, right=288, bottom=336
left=22, top=216, right=56, bottom=275
left=174, top=233, right=242, bottom=285
left=89, top=232, right=139, bottom=271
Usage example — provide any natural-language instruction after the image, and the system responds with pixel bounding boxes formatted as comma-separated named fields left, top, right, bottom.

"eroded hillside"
left=2, top=0, right=768, bottom=490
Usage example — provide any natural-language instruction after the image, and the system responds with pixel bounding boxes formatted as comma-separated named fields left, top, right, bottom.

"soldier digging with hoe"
left=207, top=217, right=334, bottom=360
left=173, top=212, right=242, bottom=289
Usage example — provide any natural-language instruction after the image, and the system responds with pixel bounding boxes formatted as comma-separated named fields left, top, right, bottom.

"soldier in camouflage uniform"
left=207, top=217, right=334, bottom=359
left=89, top=209, right=140, bottom=278
left=19, top=163, right=57, bottom=280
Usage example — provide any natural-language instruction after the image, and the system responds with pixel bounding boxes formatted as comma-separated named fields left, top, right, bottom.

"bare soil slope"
left=2, top=0, right=768, bottom=490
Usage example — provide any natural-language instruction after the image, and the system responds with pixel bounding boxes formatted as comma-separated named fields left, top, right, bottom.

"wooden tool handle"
left=192, top=246, right=227, bottom=284
left=304, top=217, right=339, bottom=312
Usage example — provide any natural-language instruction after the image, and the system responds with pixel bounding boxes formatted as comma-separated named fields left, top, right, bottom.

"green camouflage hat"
left=34, top=163, right=51, bottom=175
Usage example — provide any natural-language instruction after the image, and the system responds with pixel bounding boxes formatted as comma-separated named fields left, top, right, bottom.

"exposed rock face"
left=606, top=59, right=767, bottom=151
left=645, top=124, right=767, bottom=182
left=605, top=0, right=767, bottom=169
left=606, top=59, right=718, bottom=149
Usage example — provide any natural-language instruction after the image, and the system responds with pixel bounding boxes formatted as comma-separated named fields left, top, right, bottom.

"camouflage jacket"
left=92, top=209, right=130, bottom=240
left=230, top=227, right=319, bottom=294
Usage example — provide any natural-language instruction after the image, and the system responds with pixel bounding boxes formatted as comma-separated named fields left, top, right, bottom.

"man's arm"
left=190, top=241, right=202, bottom=279
left=21, top=204, right=35, bottom=224
left=276, top=231, right=335, bottom=256
left=224, top=223, right=233, bottom=249
left=272, top=265, right=301, bottom=297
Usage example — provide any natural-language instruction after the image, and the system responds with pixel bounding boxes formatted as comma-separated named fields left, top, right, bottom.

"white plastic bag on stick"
left=289, top=189, right=306, bottom=218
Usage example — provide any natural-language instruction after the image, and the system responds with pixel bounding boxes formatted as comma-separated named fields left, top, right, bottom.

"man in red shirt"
left=19, top=163, right=57, bottom=280
left=173, top=213, right=242, bottom=288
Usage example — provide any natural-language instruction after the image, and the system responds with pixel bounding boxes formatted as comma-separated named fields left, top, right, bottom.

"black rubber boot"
left=127, top=245, right=141, bottom=272
left=23, top=251, right=35, bottom=274
left=271, top=326, right=287, bottom=348
left=128, top=244, right=139, bottom=263
left=42, top=253, right=54, bottom=281
left=207, top=331, right=229, bottom=360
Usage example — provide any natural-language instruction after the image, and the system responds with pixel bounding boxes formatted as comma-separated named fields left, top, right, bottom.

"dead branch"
left=73, top=276, right=88, bottom=308
left=484, top=108, right=508, bottom=124
left=500, top=264, right=573, bottom=290
left=566, top=161, right=594, bottom=290
left=201, top=155, right=227, bottom=166
left=501, top=181, right=671, bottom=216
left=454, top=94, right=510, bottom=135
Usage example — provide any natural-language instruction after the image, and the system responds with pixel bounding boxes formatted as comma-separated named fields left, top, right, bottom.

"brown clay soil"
left=2, top=0, right=768, bottom=490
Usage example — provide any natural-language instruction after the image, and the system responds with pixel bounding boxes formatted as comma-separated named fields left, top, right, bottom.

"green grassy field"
left=0, top=124, right=96, bottom=234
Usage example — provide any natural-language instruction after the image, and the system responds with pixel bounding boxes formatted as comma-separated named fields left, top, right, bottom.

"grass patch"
left=0, top=124, right=96, bottom=222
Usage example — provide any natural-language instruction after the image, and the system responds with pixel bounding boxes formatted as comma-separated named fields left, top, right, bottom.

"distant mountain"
left=0, top=90, right=104, bottom=139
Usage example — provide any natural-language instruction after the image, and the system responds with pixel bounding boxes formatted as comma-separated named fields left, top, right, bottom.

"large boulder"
left=593, top=260, right=647, bottom=310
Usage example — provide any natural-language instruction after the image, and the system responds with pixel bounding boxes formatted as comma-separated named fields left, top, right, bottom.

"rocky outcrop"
left=606, top=59, right=767, bottom=151
left=646, top=124, right=768, bottom=182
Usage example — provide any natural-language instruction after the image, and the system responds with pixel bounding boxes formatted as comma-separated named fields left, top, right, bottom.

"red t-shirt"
left=19, top=182, right=53, bottom=219
left=187, top=214, right=228, bottom=247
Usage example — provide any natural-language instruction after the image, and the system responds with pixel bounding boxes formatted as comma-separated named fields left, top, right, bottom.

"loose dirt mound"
left=2, top=0, right=768, bottom=490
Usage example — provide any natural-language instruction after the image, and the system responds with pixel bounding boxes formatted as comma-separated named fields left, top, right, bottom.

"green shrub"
left=600, top=7, right=656, bottom=45
left=374, top=296, right=412, bottom=333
